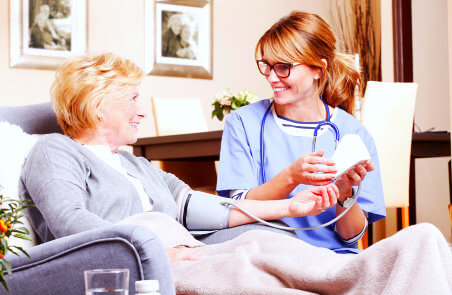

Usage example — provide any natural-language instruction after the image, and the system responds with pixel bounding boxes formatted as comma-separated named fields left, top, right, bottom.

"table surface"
left=132, top=130, right=223, bottom=161
left=411, top=131, right=450, bottom=158
left=132, top=130, right=450, bottom=160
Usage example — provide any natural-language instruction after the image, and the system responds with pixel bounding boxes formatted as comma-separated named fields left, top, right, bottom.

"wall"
left=450, top=0, right=452, bottom=174
left=0, top=0, right=331, bottom=139
left=412, top=0, right=451, bottom=241
left=372, top=0, right=395, bottom=242
left=380, top=0, right=393, bottom=83
left=1, top=0, right=450, bottom=240
left=374, top=0, right=451, bottom=243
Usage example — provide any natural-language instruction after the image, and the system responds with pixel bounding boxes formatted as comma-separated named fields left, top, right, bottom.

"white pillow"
left=0, top=122, right=40, bottom=249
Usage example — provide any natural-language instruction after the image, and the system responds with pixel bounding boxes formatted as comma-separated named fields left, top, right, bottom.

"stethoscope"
left=221, top=98, right=361, bottom=231
left=260, top=98, right=340, bottom=184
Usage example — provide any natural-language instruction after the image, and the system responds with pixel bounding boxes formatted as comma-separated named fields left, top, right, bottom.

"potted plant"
left=0, top=193, right=33, bottom=293
left=211, top=89, right=259, bottom=121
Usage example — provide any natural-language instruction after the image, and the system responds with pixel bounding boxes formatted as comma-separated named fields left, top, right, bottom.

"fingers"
left=331, top=183, right=340, bottom=195
left=318, top=186, right=329, bottom=210
left=347, top=164, right=367, bottom=184
left=306, top=163, right=337, bottom=174
left=346, top=169, right=361, bottom=185
left=327, top=185, right=337, bottom=206
left=310, top=186, right=332, bottom=212
left=354, top=164, right=367, bottom=179
left=310, top=149, right=324, bottom=157
left=308, top=172, right=336, bottom=182
left=307, top=156, right=336, bottom=166
left=364, top=160, right=375, bottom=172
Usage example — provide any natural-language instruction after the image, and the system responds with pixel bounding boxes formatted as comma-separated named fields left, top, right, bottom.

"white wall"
left=2, top=0, right=449, bottom=240
left=0, top=0, right=331, bottom=139
left=449, top=0, right=452, bottom=163
left=412, top=0, right=451, bottom=241
left=381, top=0, right=393, bottom=82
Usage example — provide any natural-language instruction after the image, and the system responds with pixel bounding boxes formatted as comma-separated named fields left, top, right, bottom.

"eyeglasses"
left=256, top=60, right=301, bottom=78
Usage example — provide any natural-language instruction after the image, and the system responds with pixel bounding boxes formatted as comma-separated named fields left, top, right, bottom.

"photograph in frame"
left=145, top=0, right=213, bottom=79
left=9, top=0, right=87, bottom=69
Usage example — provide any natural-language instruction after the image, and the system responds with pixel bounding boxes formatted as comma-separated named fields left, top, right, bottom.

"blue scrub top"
left=217, top=99, right=386, bottom=253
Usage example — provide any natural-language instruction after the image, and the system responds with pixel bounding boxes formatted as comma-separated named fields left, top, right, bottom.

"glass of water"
left=84, top=269, right=129, bottom=295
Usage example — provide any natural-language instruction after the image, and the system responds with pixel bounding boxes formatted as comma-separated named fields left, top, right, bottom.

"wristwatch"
left=337, top=197, right=354, bottom=208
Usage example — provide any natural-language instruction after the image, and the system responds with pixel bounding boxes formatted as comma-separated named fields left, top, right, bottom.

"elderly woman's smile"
left=98, top=86, right=146, bottom=151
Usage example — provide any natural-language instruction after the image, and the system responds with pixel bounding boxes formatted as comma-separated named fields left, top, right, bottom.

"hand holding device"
left=331, top=134, right=371, bottom=181
left=290, top=150, right=337, bottom=186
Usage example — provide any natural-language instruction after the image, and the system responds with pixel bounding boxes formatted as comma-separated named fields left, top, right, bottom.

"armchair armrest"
left=0, top=224, right=175, bottom=295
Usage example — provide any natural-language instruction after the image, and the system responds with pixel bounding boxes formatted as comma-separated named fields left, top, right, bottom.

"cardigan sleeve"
left=21, top=135, right=112, bottom=242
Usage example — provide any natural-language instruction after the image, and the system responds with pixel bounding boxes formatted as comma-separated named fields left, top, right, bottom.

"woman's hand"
left=288, top=184, right=339, bottom=217
left=166, top=246, right=205, bottom=263
left=289, top=150, right=337, bottom=186
left=335, top=160, right=374, bottom=200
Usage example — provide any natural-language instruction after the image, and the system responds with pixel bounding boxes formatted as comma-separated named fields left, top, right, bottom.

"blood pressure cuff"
left=178, top=190, right=235, bottom=230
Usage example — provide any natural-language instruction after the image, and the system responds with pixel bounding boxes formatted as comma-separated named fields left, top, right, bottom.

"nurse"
left=217, top=11, right=386, bottom=253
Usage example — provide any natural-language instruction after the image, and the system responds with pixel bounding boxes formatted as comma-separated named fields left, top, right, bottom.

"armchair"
left=0, top=103, right=175, bottom=295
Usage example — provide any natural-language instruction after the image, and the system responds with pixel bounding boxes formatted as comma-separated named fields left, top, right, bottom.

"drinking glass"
left=84, top=269, right=129, bottom=295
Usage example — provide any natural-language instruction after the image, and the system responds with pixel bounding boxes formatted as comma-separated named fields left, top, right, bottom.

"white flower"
left=220, top=97, right=232, bottom=106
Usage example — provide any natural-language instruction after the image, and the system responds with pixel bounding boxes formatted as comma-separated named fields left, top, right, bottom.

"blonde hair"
left=50, top=52, right=144, bottom=137
left=255, top=11, right=361, bottom=116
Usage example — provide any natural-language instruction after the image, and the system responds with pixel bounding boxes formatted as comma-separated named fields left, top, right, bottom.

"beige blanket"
left=120, top=213, right=452, bottom=295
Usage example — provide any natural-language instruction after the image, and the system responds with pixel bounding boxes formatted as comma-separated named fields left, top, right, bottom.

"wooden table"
left=132, top=130, right=223, bottom=161
left=132, top=130, right=451, bottom=225
left=409, top=131, right=451, bottom=225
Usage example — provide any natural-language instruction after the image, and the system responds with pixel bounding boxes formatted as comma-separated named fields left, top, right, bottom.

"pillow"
left=0, top=121, right=40, bottom=249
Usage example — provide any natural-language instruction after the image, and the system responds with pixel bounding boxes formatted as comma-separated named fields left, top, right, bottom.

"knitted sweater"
left=20, top=133, right=187, bottom=243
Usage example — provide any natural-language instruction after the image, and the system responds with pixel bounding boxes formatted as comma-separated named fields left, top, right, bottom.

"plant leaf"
left=12, top=234, right=32, bottom=241
left=12, top=246, right=29, bottom=258
left=0, top=277, right=9, bottom=294
left=3, top=260, right=11, bottom=278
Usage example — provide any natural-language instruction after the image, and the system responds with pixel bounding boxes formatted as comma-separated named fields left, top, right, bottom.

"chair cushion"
left=0, top=122, right=39, bottom=249
left=0, top=102, right=62, bottom=135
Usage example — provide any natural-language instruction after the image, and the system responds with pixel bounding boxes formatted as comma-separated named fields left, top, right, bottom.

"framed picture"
left=145, top=0, right=213, bottom=79
left=9, top=0, right=87, bottom=69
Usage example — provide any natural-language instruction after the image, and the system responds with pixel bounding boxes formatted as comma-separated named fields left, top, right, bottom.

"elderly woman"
left=21, top=52, right=337, bottom=252
left=21, top=52, right=451, bottom=294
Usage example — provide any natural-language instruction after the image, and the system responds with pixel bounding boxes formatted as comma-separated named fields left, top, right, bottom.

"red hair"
left=255, top=11, right=361, bottom=116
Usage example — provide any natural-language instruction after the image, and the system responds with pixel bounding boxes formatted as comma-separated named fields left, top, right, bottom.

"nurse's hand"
left=335, top=160, right=374, bottom=199
left=288, top=184, right=338, bottom=216
left=289, top=150, right=337, bottom=186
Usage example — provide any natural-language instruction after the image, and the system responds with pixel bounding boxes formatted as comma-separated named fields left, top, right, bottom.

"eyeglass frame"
left=256, top=60, right=302, bottom=78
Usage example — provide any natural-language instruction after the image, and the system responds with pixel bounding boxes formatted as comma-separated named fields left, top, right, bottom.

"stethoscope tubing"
left=244, top=98, right=361, bottom=231
left=260, top=98, right=340, bottom=183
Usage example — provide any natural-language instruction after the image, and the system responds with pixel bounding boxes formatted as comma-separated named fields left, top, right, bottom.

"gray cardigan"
left=20, top=133, right=187, bottom=243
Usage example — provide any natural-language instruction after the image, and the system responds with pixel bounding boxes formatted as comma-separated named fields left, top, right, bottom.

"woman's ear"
left=315, top=58, right=328, bottom=80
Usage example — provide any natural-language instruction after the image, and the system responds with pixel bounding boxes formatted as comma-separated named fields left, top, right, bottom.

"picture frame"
left=9, top=0, right=87, bottom=69
left=145, top=0, right=213, bottom=79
